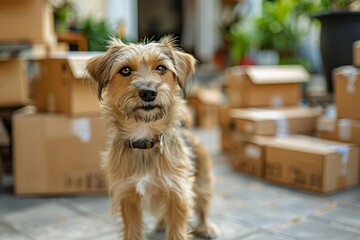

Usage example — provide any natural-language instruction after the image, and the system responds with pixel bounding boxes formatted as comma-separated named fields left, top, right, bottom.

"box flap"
left=230, top=106, right=322, bottom=121
left=49, top=52, right=104, bottom=79
left=267, top=135, right=357, bottom=155
left=190, top=87, right=225, bottom=105
left=233, top=133, right=275, bottom=146
left=246, top=65, right=310, bottom=84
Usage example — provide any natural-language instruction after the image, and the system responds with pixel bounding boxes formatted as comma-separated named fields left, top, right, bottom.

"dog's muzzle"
left=125, top=134, right=164, bottom=154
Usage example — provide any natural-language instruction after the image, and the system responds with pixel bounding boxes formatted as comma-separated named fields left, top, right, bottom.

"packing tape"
left=339, top=66, right=358, bottom=94
left=72, top=118, right=91, bottom=142
left=335, top=145, right=350, bottom=176
left=338, top=119, right=351, bottom=140
left=271, top=94, right=283, bottom=108
left=275, top=115, right=289, bottom=138
left=316, top=119, right=335, bottom=132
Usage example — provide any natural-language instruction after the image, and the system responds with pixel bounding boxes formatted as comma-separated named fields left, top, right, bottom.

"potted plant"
left=312, top=0, right=360, bottom=94
left=220, top=0, right=316, bottom=68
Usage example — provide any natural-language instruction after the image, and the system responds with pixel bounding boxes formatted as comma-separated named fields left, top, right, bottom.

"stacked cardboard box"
left=266, top=135, right=358, bottom=193
left=187, top=86, right=226, bottom=128
left=0, top=0, right=55, bottom=45
left=0, top=57, right=31, bottom=180
left=0, top=59, right=30, bottom=107
left=0, top=1, right=70, bottom=184
left=229, top=106, right=322, bottom=178
left=13, top=52, right=107, bottom=196
left=223, top=64, right=359, bottom=193
left=224, top=65, right=313, bottom=175
left=354, top=40, right=360, bottom=68
left=222, top=65, right=310, bottom=153
left=317, top=40, right=360, bottom=184
left=13, top=107, right=107, bottom=195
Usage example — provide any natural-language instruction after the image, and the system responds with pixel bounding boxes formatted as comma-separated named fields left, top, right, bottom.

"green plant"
left=79, top=17, right=115, bottom=51
left=52, top=0, right=76, bottom=32
left=223, top=26, right=255, bottom=65
left=255, top=0, right=319, bottom=60
left=318, top=0, right=360, bottom=11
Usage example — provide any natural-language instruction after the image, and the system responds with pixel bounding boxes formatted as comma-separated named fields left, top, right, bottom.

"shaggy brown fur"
left=86, top=36, right=217, bottom=240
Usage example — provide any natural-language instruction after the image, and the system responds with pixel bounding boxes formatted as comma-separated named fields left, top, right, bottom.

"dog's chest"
left=129, top=124, right=154, bottom=140
left=135, top=175, right=174, bottom=196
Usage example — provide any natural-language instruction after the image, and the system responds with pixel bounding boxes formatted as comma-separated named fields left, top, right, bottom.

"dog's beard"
left=118, top=91, right=171, bottom=123
left=131, top=105, right=167, bottom=122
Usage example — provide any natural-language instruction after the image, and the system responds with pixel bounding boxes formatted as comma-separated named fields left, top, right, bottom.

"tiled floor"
left=1, top=127, right=360, bottom=240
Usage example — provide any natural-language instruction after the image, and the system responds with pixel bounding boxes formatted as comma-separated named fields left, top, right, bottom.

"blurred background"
left=1, top=0, right=360, bottom=239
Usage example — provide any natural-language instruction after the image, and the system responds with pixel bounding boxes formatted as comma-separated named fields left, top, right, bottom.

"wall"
left=106, top=0, right=138, bottom=41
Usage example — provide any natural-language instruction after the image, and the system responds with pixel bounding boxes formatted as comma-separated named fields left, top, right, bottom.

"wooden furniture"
left=56, top=32, right=88, bottom=51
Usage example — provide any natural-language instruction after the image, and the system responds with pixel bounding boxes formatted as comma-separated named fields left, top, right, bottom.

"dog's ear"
left=86, top=55, right=109, bottom=100
left=173, top=50, right=197, bottom=98
left=86, top=39, right=125, bottom=100
left=159, top=36, right=197, bottom=97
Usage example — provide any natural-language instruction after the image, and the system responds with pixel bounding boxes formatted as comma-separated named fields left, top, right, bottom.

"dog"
left=86, top=36, right=217, bottom=240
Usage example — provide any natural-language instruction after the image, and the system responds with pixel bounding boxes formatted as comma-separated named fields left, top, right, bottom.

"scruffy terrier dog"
left=86, top=36, right=217, bottom=240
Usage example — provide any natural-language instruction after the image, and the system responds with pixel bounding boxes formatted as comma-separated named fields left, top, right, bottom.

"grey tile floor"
left=1, top=127, right=360, bottom=240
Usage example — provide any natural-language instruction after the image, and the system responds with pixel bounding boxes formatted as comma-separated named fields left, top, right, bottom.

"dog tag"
left=159, top=134, right=164, bottom=154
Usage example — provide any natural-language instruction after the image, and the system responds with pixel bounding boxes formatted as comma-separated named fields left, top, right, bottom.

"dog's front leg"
left=164, top=194, right=191, bottom=240
left=121, top=195, right=143, bottom=240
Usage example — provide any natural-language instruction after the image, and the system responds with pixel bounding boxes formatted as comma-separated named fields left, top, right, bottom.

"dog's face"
left=86, top=36, right=196, bottom=123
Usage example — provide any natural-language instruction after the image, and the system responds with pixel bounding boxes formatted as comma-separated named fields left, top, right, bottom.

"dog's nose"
left=139, top=89, right=157, bottom=102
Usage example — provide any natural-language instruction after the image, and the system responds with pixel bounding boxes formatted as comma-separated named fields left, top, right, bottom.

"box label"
left=64, top=172, right=107, bottom=191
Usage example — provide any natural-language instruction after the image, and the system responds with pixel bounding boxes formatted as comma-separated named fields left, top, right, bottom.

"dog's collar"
left=125, top=134, right=164, bottom=153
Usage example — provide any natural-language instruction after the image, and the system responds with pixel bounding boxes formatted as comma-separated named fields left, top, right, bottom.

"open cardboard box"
left=265, top=135, right=359, bottom=193
left=34, top=52, right=103, bottom=116
left=225, top=65, right=309, bottom=108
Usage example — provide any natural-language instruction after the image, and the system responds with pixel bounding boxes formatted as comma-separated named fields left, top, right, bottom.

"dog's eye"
left=119, top=67, right=133, bottom=77
left=155, top=65, right=167, bottom=74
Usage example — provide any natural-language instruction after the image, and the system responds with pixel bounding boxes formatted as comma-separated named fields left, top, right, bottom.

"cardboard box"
left=0, top=0, right=55, bottom=44
left=316, top=115, right=337, bottom=140
left=334, top=66, right=360, bottom=121
left=317, top=116, right=360, bottom=146
left=231, top=106, right=322, bottom=136
left=219, top=105, right=232, bottom=152
left=0, top=59, right=29, bottom=107
left=230, top=134, right=272, bottom=177
left=354, top=40, right=360, bottom=67
left=34, top=52, right=102, bottom=115
left=225, top=65, right=309, bottom=108
left=317, top=115, right=360, bottom=183
left=13, top=107, right=107, bottom=195
left=0, top=120, right=10, bottom=147
left=187, top=87, right=225, bottom=128
left=266, top=135, right=359, bottom=193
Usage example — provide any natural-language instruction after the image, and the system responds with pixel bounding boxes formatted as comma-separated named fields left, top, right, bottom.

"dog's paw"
left=192, top=222, right=218, bottom=239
